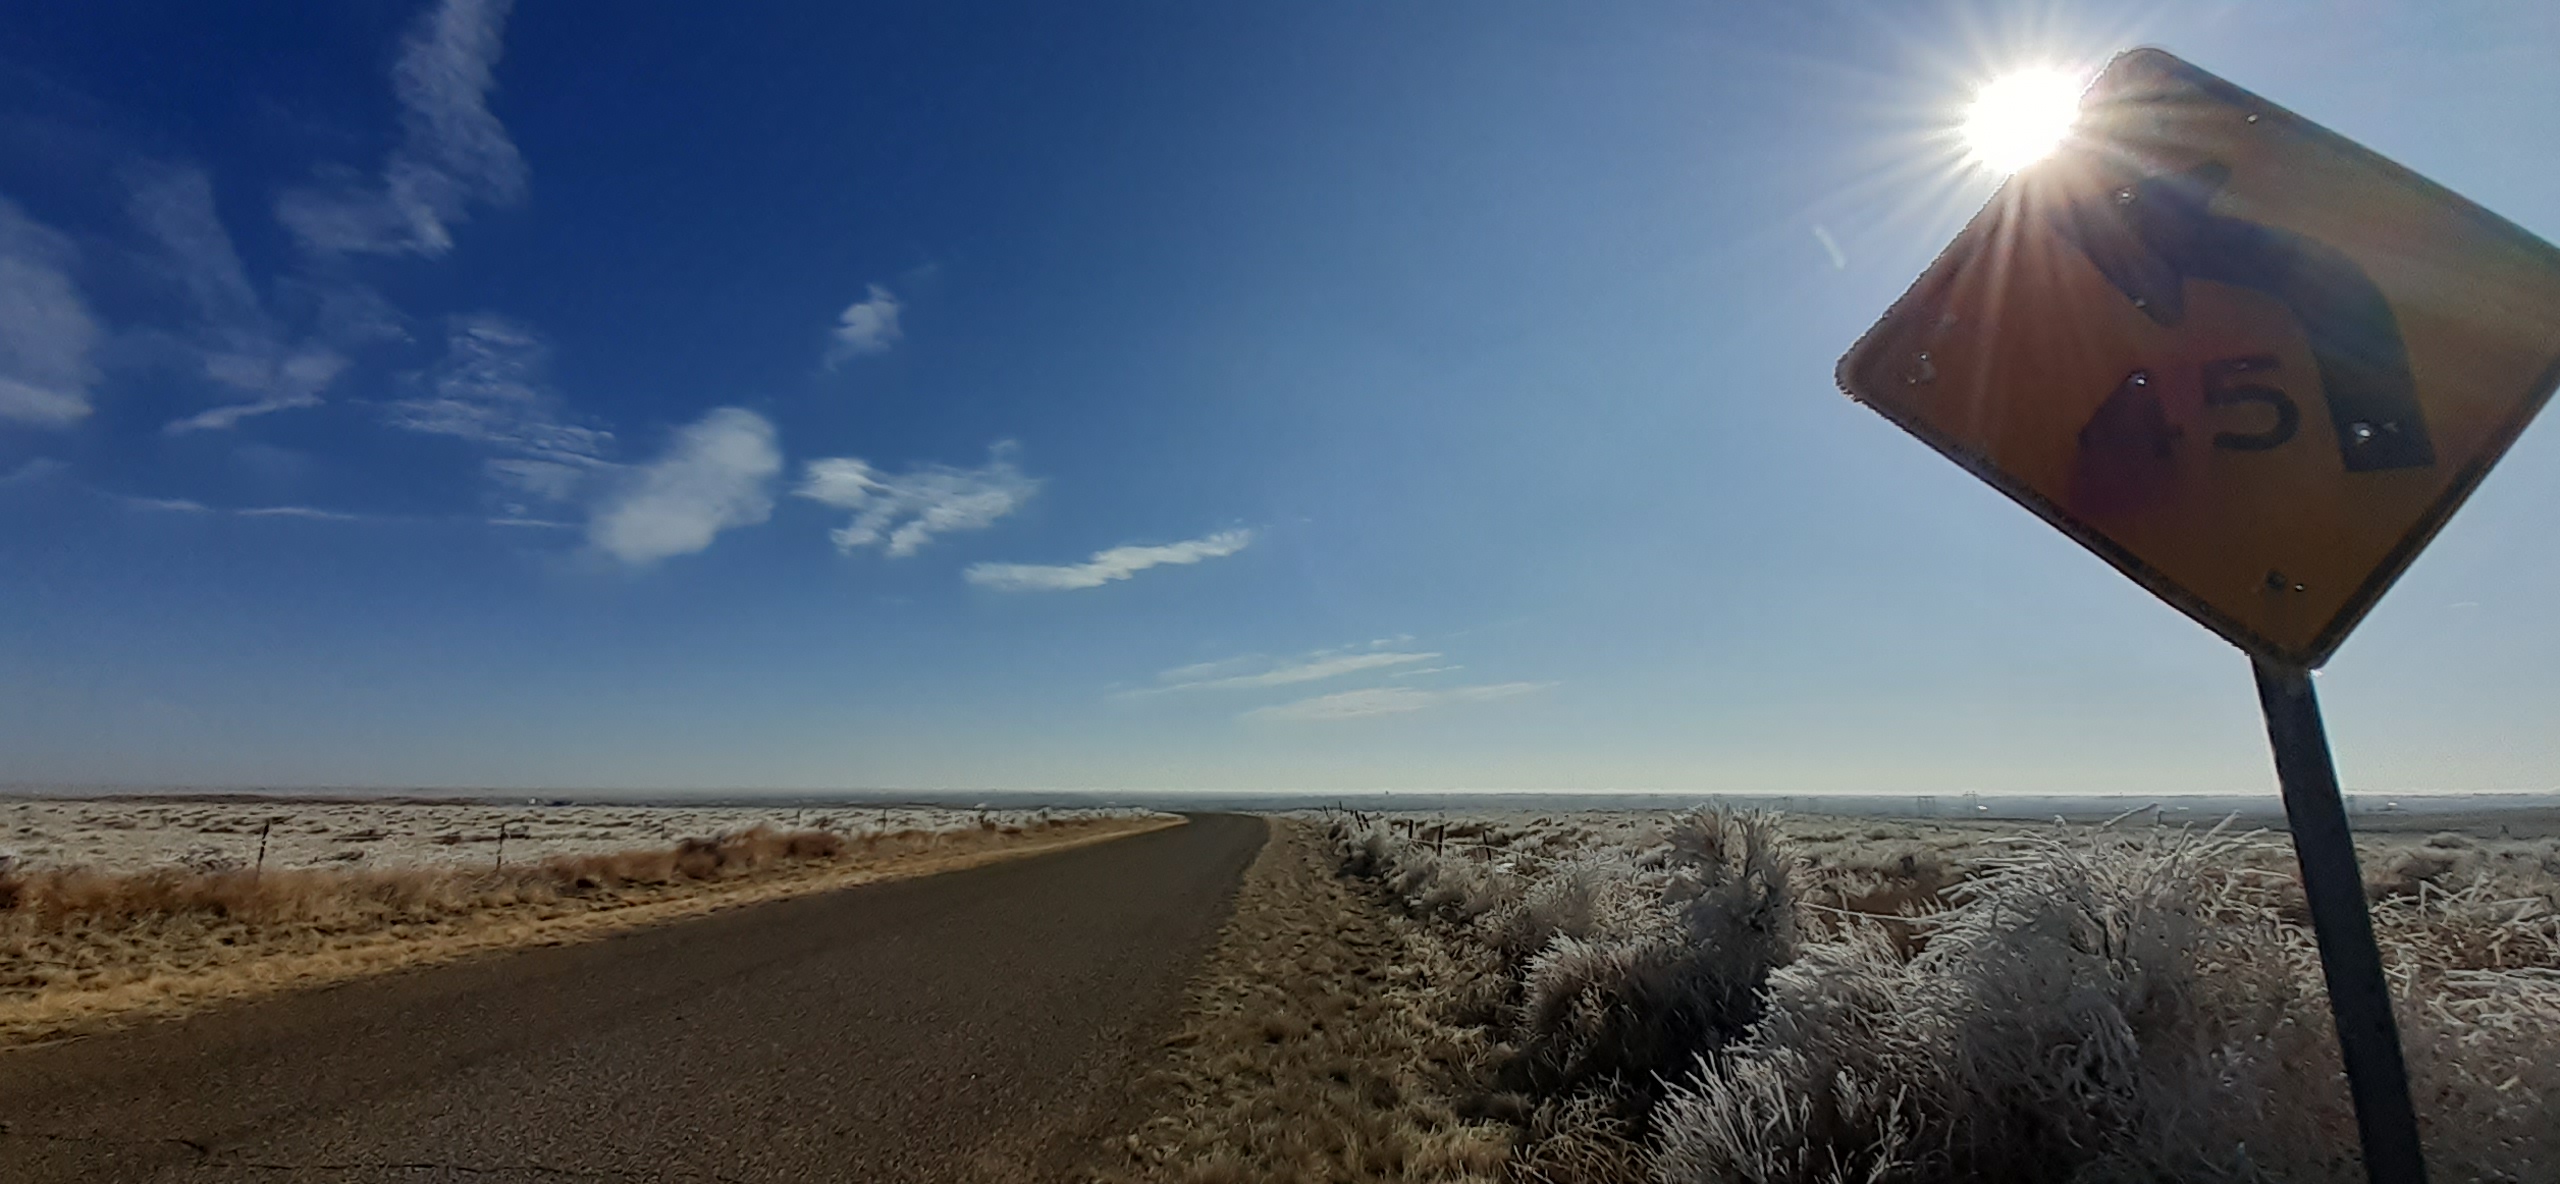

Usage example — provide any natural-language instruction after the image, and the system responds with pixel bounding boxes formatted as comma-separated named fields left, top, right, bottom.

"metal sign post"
left=1838, top=46, right=2560, bottom=1183
left=2252, top=658, right=2424, bottom=1181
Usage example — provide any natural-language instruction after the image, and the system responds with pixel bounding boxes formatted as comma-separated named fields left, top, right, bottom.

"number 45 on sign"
left=1840, top=49, right=2560, bottom=668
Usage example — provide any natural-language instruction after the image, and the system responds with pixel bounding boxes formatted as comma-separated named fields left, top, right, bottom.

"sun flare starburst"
left=1961, top=67, right=2085, bottom=174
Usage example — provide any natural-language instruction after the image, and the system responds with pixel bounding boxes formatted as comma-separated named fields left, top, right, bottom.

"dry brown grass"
left=1081, top=819, right=1512, bottom=1184
left=0, top=816, right=1176, bottom=1048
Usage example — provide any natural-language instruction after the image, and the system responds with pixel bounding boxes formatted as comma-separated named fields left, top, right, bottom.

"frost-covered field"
left=0, top=796, right=1172, bottom=1048
left=0, top=796, right=1129, bottom=873
left=1314, top=808, right=2560, bottom=1183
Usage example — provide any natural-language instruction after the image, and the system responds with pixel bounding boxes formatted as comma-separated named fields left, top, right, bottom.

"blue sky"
left=2, top=1, right=2555, bottom=794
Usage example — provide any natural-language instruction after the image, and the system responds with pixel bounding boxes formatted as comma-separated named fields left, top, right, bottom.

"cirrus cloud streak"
left=966, top=529, right=1250, bottom=592
left=1123, top=645, right=1442, bottom=697
left=275, top=0, right=526, bottom=257
left=0, top=198, right=102, bottom=426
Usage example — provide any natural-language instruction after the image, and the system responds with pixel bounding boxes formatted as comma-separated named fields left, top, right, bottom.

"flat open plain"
left=0, top=796, right=1087, bottom=872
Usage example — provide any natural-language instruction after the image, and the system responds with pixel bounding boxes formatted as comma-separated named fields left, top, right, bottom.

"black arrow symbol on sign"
left=2049, top=161, right=2435, bottom=472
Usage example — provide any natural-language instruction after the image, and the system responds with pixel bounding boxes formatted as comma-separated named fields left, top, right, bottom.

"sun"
left=1960, top=67, right=2086, bottom=174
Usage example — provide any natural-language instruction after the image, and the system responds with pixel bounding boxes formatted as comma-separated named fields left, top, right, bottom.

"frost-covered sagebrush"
left=1331, top=809, right=2560, bottom=1184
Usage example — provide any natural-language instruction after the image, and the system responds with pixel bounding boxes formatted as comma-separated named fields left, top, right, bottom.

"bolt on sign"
left=1838, top=48, right=2560, bottom=667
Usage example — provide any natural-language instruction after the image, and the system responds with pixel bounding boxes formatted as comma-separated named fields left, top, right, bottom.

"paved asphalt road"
left=0, top=813, right=1266, bottom=1183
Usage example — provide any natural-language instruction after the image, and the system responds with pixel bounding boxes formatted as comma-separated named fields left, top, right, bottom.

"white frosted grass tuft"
left=1324, top=807, right=2560, bottom=1183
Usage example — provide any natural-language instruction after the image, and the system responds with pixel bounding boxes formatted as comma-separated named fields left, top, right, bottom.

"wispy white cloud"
left=130, top=165, right=368, bottom=432
left=1154, top=656, right=1262, bottom=684
left=966, top=529, right=1251, bottom=592
left=0, top=457, right=68, bottom=486
left=825, top=284, right=902, bottom=365
left=484, top=457, right=587, bottom=502
left=1126, top=637, right=1544, bottom=720
left=163, top=349, right=347, bottom=432
left=0, top=198, right=103, bottom=427
left=235, top=504, right=363, bottom=521
left=389, top=315, right=614, bottom=502
left=588, top=407, right=781, bottom=564
left=121, top=494, right=365, bottom=521
left=1812, top=224, right=1847, bottom=271
left=1240, top=681, right=1550, bottom=723
left=797, top=443, right=1038, bottom=557
left=130, top=165, right=262, bottom=329
left=1387, top=665, right=1464, bottom=679
left=1133, top=645, right=1443, bottom=695
left=275, top=0, right=525, bottom=257
left=126, top=495, right=212, bottom=514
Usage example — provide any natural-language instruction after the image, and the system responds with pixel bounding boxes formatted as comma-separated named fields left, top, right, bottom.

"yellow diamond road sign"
left=1840, top=48, right=2560, bottom=667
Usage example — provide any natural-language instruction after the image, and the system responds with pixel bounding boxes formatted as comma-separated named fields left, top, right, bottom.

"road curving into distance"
left=0, top=812, right=1267, bottom=1183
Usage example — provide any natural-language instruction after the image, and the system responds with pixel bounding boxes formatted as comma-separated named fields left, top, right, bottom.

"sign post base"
left=2251, top=657, right=2428, bottom=1183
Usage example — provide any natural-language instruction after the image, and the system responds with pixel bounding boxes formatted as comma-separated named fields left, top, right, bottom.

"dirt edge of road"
left=1077, top=817, right=1510, bottom=1182
left=2, top=815, right=1183, bottom=1052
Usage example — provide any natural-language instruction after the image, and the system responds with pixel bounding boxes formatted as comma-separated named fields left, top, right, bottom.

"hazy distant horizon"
left=13, top=782, right=2556, bottom=822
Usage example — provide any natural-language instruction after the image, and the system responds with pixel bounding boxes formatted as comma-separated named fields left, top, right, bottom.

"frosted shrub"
left=1342, top=827, right=1397, bottom=880
left=1491, top=851, right=1665, bottom=967
left=1329, top=808, right=2560, bottom=1183
left=1509, top=812, right=1798, bottom=1101
left=2375, top=875, right=2560, bottom=1178
left=1651, top=1047, right=1909, bottom=1184
left=1653, top=824, right=2560, bottom=1183
left=1333, top=809, right=1800, bottom=1107
left=1511, top=1093, right=1648, bottom=1184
